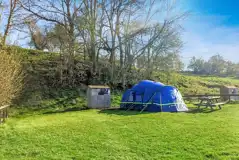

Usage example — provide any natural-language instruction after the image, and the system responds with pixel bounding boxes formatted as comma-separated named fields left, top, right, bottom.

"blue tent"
left=120, top=80, right=188, bottom=112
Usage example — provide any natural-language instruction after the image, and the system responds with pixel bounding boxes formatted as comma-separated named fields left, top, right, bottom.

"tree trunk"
left=91, top=42, right=96, bottom=72
left=146, top=47, right=151, bottom=79
left=67, top=38, right=75, bottom=86
left=118, top=35, right=123, bottom=68
left=2, top=0, right=17, bottom=46
left=118, top=35, right=125, bottom=88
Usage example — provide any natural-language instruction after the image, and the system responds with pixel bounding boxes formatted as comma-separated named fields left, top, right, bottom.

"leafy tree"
left=188, top=54, right=239, bottom=76
left=207, top=54, right=225, bottom=75
left=15, top=0, right=186, bottom=87
left=188, top=56, right=205, bottom=74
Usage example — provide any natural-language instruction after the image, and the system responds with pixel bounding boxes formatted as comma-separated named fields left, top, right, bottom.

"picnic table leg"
left=204, top=99, right=210, bottom=109
left=207, top=99, right=213, bottom=110
left=205, top=101, right=209, bottom=109
left=208, top=103, right=213, bottom=110
left=210, top=105, right=213, bottom=110
left=216, top=99, right=222, bottom=109
left=218, top=105, right=222, bottom=109
left=198, top=100, right=203, bottom=109
left=206, top=103, right=211, bottom=109
left=214, top=98, right=221, bottom=109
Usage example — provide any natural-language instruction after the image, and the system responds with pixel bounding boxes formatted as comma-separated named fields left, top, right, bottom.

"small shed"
left=220, top=85, right=239, bottom=101
left=87, top=85, right=111, bottom=108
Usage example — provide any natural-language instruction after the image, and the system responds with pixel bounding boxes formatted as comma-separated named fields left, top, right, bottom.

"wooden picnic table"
left=194, top=96, right=226, bottom=110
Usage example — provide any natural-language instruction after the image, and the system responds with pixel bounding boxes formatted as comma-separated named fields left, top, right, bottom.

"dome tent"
left=120, top=80, right=188, bottom=112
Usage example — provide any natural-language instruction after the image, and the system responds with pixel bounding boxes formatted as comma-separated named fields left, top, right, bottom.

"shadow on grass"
left=99, top=107, right=221, bottom=115
left=43, top=107, right=88, bottom=115
left=43, top=106, right=221, bottom=115
left=186, top=107, right=221, bottom=114
left=98, top=108, right=152, bottom=116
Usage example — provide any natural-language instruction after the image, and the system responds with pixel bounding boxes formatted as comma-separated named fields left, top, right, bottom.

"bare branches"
left=1, top=0, right=19, bottom=45
left=19, top=0, right=65, bottom=26
left=0, top=0, right=186, bottom=86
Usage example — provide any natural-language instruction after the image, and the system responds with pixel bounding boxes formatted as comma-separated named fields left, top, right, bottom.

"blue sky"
left=182, top=0, right=239, bottom=64
left=187, top=0, right=239, bottom=26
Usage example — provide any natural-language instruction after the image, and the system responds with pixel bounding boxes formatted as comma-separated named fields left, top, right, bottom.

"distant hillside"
left=153, top=72, right=239, bottom=95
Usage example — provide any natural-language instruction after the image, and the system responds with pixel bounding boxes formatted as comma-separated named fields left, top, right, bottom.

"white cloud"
left=181, top=14, right=239, bottom=65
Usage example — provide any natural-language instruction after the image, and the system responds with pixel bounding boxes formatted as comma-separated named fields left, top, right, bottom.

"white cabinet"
left=87, top=85, right=111, bottom=108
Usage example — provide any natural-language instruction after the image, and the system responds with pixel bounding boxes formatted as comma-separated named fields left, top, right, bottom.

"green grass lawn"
left=1, top=105, right=239, bottom=160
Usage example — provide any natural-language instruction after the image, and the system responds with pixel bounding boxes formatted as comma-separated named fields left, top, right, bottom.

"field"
left=1, top=105, right=239, bottom=160
left=153, top=72, right=239, bottom=95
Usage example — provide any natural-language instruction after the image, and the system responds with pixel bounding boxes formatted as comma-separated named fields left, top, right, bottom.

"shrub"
left=0, top=49, right=24, bottom=106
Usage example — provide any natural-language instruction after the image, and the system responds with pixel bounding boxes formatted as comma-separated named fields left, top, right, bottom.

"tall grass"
left=0, top=49, right=24, bottom=106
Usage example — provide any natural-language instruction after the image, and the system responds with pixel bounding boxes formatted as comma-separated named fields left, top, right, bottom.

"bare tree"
left=0, top=1, right=3, bottom=46
left=76, top=0, right=186, bottom=86
left=107, top=0, right=185, bottom=86
left=20, top=0, right=84, bottom=86
left=1, top=0, right=20, bottom=46
left=17, top=0, right=186, bottom=87
left=81, top=0, right=98, bottom=71
left=26, top=20, right=48, bottom=50
left=0, top=1, right=3, bottom=19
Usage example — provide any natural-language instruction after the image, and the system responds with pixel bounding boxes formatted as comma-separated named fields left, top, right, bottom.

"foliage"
left=1, top=105, right=239, bottom=159
left=188, top=54, right=239, bottom=76
left=111, top=93, right=122, bottom=107
left=2, top=45, right=58, bottom=60
left=13, top=70, right=239, bottom=109
left=0, top=49, right=24, bottom=106
left=16, top=0, right=186, bottom=86
left=153, top=71, right=239, bottom=95
left=2, top=46, right=239, bottom=106
left=188, top=56, right=205, bottom=74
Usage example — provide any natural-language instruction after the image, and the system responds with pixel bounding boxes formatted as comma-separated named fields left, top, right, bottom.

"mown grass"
left=1, top=105, right=239, bottom=160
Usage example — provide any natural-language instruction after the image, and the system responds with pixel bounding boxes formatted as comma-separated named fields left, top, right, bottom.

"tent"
left=120, top=80, right=188, bottom=112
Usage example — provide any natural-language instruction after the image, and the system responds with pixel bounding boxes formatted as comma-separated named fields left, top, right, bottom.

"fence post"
left=0, top=110, right=2, bottom=123
left=6, top=107, right=9, bottom=118
left=3, top=109, right=6, bottom=122
left=0, top=105, right=10, bottom=124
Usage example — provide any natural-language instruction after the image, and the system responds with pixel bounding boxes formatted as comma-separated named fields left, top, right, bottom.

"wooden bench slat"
left=194, top=103, right=208, bottom=106
left=210, top=102, right=226, bottom=106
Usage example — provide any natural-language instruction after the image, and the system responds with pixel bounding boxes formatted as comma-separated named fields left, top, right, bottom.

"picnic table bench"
left=194, top=96, right=227, bottom=110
